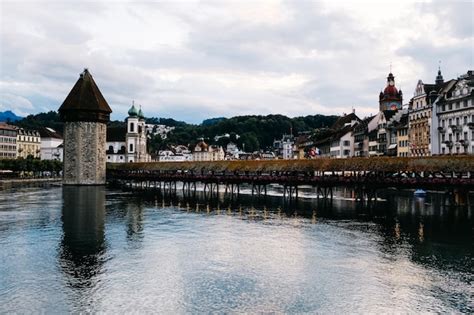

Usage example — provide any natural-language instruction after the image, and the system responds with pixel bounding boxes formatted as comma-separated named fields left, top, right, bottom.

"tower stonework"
left=58, top=69, right=112, bottom=185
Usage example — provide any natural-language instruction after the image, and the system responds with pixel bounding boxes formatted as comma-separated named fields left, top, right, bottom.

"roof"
left=382, top=110, right=397, bottom=121
left=331, top=112, right=360, bottom=130
left=58, top=69, right=112, bottom=123
left=353, top=115, right=374, bottom=133
left=0, top=122, right=17, bottom=131
left=38, top=127, right=63, bottom=139
left=107, top=125, right=126, bottom=142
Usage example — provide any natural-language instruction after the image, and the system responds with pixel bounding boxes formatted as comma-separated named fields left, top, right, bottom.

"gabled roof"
left=58, top=69, right=112, bottom=122
left=353, top=115, right=374, bottom=133
left=38, top=127, right=62, bottom=139
left=331, top=112, right=359, bottom=130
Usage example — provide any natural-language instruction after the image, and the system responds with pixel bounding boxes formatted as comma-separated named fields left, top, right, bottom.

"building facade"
left=106, top=104, right=150, bottom=163
left=433, top=70, right=474, bottom=155
left=40, top=127, right=63, bottom=161
left=193, top=140, right=225, bottom=161
left=408, top=70, right=444, bottom=157
left=0, top=123, right=17, bottom=160
left=16, top=128, right=41, bottom=159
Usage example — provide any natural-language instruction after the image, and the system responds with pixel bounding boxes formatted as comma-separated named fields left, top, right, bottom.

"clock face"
left=389, top=80, right=394, bottom=86
left=390, top=104, right=398, bottom=110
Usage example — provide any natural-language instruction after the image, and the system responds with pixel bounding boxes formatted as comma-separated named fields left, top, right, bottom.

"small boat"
left=414, top=189, right=427, bottom=196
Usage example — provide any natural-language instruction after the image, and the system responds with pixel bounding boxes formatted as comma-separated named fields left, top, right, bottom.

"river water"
left=0, top=183, right=472, bottom=313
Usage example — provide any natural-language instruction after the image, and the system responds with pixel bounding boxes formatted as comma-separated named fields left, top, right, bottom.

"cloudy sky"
left=0, top=0, right=472, bottom=123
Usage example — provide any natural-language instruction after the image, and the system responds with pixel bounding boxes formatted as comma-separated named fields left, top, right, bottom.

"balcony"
left=459, top=140, right=469, bottom=147
left=449, top=125, right=461, bottom=132
left=443, top=140, right=453, bottom=148
left=437, top=127, right=446, bottom=133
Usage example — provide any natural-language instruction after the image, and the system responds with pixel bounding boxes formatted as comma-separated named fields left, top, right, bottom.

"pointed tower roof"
left=138, top=106, right=145, bottom=119
left=58, top=69, right=112, bottom=123
left=128, top=103, right=139, bottom=117
left=435, top=67, right=444, bottom=86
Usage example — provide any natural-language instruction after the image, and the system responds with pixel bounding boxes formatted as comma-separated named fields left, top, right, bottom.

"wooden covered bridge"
left=107, top=156, right=474, bottom=204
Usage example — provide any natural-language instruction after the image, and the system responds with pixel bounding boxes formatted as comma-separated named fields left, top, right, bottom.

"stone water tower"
left=58, top=69, right=112, bottom=185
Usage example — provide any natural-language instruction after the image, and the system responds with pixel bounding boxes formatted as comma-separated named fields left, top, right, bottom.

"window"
left=129, top=143, right=133, bottom=152
left=449, top=103, right=452, bottom=110
left=442, top=105, right=446, bottom=111
left=108, top=145, right=114, bottom=152
left=464, top=116, right=468, bottom=124
left=456, top=102, right=460, bottom=109
left=130, top=123, right=134, bottom=132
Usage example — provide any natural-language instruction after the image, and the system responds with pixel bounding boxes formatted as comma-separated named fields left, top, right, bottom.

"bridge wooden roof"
left=107, top=156, right=474, bottom=173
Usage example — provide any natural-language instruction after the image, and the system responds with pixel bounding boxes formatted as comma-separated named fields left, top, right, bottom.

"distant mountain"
left=0, top=110, right=22, bottom=122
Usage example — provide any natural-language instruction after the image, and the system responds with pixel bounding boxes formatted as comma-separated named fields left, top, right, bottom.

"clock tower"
left=379, top=72, right=403, bottom=111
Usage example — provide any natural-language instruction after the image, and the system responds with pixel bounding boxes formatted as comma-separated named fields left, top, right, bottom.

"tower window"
left=129, top=143, right=134, bottom=152
left=130, top=123, right=134, bottom=132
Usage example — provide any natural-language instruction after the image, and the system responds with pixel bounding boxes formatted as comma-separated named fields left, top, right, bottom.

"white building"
left=39, top=127, right=63, bottom=161
left=106, top=103, right=150, bottom=163
left=145, top=124, right=175, bottom=139
left=158, top=150, right=193, bottom=162
left=432, top=70, right=474, bottom=155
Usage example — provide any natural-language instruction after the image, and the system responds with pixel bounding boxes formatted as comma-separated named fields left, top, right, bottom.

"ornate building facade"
left=16, top=128, right=41, bottom=159
left=432, top=70, right=474, bottom=155
left=408, top=69, right=445, bottom=156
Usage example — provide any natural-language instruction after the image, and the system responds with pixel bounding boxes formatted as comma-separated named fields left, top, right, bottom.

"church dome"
left=138, top=108, right=145, bottom=119
left=128, top=104, right=138, bottom=117
left=383, top=85, right=399, bottom=95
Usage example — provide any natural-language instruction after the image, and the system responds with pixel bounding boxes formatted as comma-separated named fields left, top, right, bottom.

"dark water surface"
left=0, top=184, right=472, bottom=313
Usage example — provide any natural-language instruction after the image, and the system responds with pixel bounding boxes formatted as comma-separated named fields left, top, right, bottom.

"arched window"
left=120, top=146, right=125, bottom=153
left=108, top=145, right=114, bottom=153
left=129, top=143, right=133, bottom=152
left=130, top=123, right=134, bottom=132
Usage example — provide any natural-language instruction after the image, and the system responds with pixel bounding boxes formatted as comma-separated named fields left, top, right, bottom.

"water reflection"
left=59, top=186, right=106, bottom=289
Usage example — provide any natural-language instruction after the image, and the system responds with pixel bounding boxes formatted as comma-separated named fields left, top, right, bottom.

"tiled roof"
left=58, top=69, right=112, bottom=122
left=38, top=127, right=62, bottom=139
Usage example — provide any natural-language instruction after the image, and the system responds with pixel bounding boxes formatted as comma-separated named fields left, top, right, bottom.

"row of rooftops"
left=0, top=123, right=61, bottom=139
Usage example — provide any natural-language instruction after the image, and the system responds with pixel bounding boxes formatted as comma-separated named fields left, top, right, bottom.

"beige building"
left=396, top=113, right=409, bottom=157
left=0, top=123, right=18, bottom=160
left=408, top=69, right=444, bottom=156
left=193, top=140, right=225, bottom=161
left=16, top=128, right=41, bottom=159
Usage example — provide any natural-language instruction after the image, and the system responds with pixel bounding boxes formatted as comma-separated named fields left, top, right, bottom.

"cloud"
left=0, top=0, right=472, bottom=123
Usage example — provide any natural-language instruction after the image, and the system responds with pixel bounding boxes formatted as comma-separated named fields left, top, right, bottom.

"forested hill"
left=12, top=111, right=338, bottom=151
left=160, top=114, right=338, bottom=151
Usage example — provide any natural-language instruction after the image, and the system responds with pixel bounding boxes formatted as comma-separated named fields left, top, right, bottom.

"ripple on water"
left=0, top=186, right=472, bottom=313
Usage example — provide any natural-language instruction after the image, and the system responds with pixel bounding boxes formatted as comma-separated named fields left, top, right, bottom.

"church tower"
left=125, top=103, right=147, bottom=162
left=58, top=69, right=112, bottom=185
left=379, top=72, right=403, bottom=111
